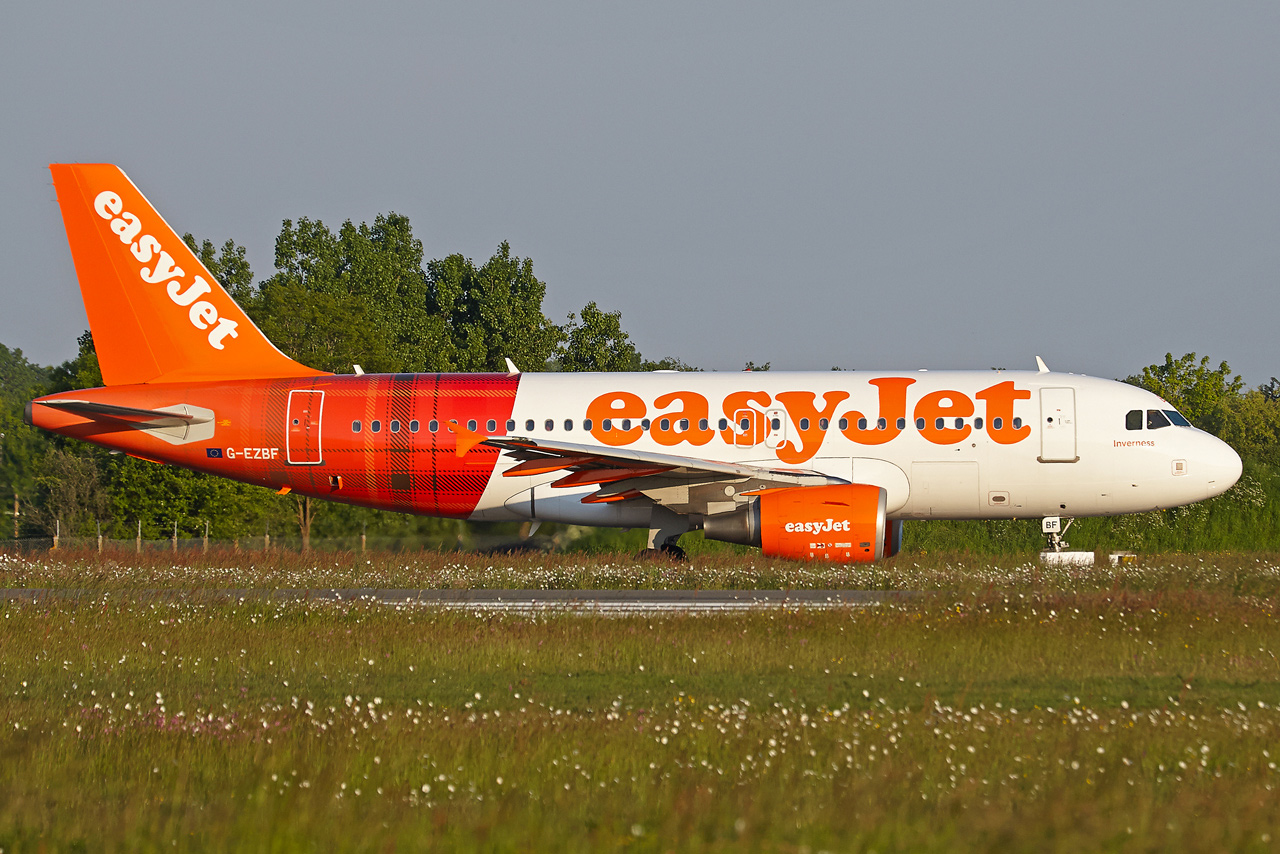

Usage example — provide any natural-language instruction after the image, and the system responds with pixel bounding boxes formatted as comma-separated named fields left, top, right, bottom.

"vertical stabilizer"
left=49, top=163, right=326, bottom=385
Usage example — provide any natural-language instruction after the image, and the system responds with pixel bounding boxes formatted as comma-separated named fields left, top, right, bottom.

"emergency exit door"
left=1039, top=387, right=1078, bottom=463
left=286, top=390, right=325, bottom=465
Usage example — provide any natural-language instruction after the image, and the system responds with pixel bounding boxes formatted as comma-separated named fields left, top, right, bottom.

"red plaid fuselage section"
left=29, top=374, right=521, bottom=519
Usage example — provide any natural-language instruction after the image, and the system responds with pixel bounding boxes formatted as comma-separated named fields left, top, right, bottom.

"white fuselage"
left=470, top=370, right=1242, bottom=527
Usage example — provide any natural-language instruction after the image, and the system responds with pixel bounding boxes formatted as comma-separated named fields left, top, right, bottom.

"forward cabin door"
left=286, top=389, right=325, bottom=465
left=1039, top=387, right=1078, bottom=462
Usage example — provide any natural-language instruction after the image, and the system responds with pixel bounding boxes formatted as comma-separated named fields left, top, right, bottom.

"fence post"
left=136, top=519, right=141, bottom=554
left=361, top=521, right=367, bottom=554
left=53, top=518, right=59, bottom=551
left=203, top=520, right=209, bottom=555
left=264, top=523, right=270, bottom=552
left=171, top=520, right=177, bottom=553
left=97, top=520, right=103, bottom=555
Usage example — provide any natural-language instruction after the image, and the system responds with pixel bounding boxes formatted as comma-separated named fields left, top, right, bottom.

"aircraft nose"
left=1198, top=433, right=1242, bottom=499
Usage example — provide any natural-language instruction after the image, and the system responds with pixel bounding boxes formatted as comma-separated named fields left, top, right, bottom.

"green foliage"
left=426, top=241, right=563, bottom=372
left=743, top=360, right=771, bottom=371
left=556, top=301, right=641, bottom=372
left=0, top=343, right=49, bottom=506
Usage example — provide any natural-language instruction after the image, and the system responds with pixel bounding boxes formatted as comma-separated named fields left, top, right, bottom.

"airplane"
left=25, top=163, right=1243, bottom=561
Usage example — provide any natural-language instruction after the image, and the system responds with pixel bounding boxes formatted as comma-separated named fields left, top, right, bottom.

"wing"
left=483, top=436, right=845, bottom=516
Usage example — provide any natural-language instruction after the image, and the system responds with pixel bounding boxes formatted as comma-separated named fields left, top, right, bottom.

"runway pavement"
left=0, top=588, right=910, bottom=614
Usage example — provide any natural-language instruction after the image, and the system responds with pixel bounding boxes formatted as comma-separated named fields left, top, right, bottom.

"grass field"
left=1, top=551, right=1279, bottom=852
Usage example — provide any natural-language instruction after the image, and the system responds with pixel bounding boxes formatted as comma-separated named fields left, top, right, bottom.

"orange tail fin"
left=49, top=163, right=326, bottom=386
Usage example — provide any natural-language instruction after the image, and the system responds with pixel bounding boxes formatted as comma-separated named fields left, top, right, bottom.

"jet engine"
left=703, top=483, right=901, bottom=562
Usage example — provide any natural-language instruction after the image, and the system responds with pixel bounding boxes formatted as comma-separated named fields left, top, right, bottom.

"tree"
left=0, top=343, right=51, bottom=533
left=427, top=242, right=563, bottom=372
left=1125, top=353, right=1243, bottom=431
left=557, top=301, right=642, bottom=372
left=743, top=360, right=771, bottom=372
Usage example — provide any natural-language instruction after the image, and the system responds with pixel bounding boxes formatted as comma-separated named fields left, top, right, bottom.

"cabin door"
left=286, top=390, right=325, bottom=465
left=1039, top=388, right=1078, bottom=463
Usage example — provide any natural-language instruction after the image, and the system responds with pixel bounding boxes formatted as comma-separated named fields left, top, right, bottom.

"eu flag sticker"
left=206, top=448, right=224, bottom=459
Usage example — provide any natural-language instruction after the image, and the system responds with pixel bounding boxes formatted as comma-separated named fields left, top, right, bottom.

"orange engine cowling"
left=703, top=483, right=891, bottom=562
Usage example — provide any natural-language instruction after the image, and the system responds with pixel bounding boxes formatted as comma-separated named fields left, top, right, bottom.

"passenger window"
left=641, top=419, right=651, bottom=430
left=487, top=419, right=497, bottom=433
left=660, top=418, right=671, bottom=431
left=410, top=420, right=420, bottom=433
left=915, top=418, right=925, bottom=430
left=1165, top=410, right=1192, bottom=427
left=877, top=418, right=887, bottom=430
left=1147, top=410, right=1171, bottom=430
left=799, top=418, right=810, bottom=431
left=390, top=420, right=400, bottom=433
left=838, top=418, right=849, bottom=430
left=428, top=420, right=438, bottom=433
left=718, top=418, right=728, bottom=431
left=935, top=417, right=945, bottom=430
left=819, top=418, right=829, bottom=430
left=993, top=417, right=1003, bottom=430
left=1013, top=417, right=1022, bottom=429
left=525, top=420, right=535, bottom=432
left=698, top=419, right=709, bottom=430
left=974, top=417, right=983, bottom=430
left=545, top=419, right=554, bottom=432
left=564, top=419, right=573, bottom=432
left=1126, top=410, right=1143, bottom=430
left=678, top=419, right=689, bottom=431
left=857, top=418, right=868, bottom=430
left=621, top=419, right=632, bottom=431
left=583, top=419, right=592, bottom=431
left=770, top=418, right=781, bottom=430
left=896, top=418, right=906, bottom=430
left=954, top=417, right=964, bottom=429
left=467, top=420, right=477, bottom=432
left=602, top=419, right=612, bottom=431
left=351, top=420, right=362, bottom=433
left=740, top=418, right=750, bottom=431
left=371, top=420, right=382, bottom=433
left=506, top=420, right=515, bottom=432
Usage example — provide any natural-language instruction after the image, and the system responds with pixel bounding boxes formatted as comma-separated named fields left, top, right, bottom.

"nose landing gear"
left=1042, top=515, right=1073, bottom=552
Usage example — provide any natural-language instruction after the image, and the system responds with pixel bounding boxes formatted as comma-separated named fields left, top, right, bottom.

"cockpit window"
left=1146, top=409, right=1172, bottom=430
left=1165, top=410, right=1192, bottom=427
left=1125, top=410, right=1143, bottom=431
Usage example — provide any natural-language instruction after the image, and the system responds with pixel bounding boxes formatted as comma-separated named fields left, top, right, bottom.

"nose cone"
left=1199, top=434, right=1242, bottom=499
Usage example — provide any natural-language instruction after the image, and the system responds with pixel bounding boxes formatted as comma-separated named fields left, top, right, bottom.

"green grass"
left=1, top=552, right=1280, bottom=851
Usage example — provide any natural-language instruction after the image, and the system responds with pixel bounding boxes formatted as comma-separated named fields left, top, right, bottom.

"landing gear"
left=641, top=506, right=690, bottom=562
left=1041, top=515, right=1074, bottom=552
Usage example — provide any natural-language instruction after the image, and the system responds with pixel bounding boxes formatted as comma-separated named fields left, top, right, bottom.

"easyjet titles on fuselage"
left=582, top=377, right=1032, bottom=463
left=92, top=190, right=240, bottom=351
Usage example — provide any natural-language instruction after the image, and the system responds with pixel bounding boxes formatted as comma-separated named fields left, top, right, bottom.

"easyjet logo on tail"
left=93, top=191, right=239, bottom=350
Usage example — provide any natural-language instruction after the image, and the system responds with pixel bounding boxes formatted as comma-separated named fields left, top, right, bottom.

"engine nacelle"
left=703, top=483, right=895, bottom=562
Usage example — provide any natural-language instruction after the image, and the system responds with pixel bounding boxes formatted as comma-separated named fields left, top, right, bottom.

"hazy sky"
left=2, top=2, right=1277, bottom=384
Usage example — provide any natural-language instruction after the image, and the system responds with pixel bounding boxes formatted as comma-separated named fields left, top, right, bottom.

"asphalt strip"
left=0, top=588, right=915, bottom=614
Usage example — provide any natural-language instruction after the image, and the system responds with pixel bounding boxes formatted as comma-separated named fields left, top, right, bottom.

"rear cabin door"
left=286, top=389, right=324, bottom=465
left=1039, top=387, right=1078, bottom=462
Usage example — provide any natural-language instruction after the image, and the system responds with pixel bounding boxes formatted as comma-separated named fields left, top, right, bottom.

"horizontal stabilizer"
left=35, top=399, right=210, bottom=428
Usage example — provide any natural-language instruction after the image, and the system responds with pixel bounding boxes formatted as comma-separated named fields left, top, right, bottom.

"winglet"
left=1035, top=356, right=1050, bottom=374
left=49, top=163, right=327, bottom=386
left=504, top=358, right=520, bottom=375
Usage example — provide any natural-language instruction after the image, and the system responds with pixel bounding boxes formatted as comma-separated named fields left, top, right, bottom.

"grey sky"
left=2, top=2, right=1277, bottom=385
